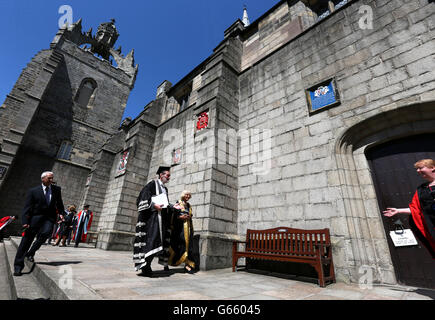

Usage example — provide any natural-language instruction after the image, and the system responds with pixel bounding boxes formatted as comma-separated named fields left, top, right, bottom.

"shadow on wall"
left=0, top=58, right=75, bottom=235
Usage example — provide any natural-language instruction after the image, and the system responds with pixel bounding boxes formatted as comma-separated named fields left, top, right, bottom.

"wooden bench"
left=232, top=227, right=335, bottom=287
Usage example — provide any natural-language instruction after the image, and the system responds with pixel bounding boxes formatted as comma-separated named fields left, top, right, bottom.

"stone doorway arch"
left=334, top=101, right=435, bottom=285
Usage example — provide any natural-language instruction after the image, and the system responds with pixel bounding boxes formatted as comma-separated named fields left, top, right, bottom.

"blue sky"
left=0, top=0, right=277, bottom=120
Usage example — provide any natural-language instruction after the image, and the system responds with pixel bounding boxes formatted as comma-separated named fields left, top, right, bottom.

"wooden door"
left=366, top=133, right=435, bottom=289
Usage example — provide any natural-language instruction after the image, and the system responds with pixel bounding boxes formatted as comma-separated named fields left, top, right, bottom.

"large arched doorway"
left=335, top=101, right=435, bottom=286
left=366, top=134, right=435, bottom=288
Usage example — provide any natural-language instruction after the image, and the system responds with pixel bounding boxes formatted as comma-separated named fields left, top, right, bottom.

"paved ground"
left=5, top=237, right=435, bottom=301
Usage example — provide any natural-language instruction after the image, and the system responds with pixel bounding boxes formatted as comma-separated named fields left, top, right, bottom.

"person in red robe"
left=73, top=204, right=93, bottom=247
left=383, top=159, right=435, bottom=257
left=0, top=216, right=17, bottom=241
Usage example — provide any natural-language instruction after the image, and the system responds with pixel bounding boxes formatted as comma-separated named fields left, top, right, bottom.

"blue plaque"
left=306, top=79, right=340, bottom=113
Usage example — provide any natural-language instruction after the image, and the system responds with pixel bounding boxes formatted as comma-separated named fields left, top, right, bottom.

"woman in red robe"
left=383, top=159, right=435, bottom=257
left=0, top=215, right=17, bottom=241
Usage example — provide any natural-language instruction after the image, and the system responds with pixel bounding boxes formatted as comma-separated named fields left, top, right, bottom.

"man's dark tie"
left=45, top=186, right=51, bottom=205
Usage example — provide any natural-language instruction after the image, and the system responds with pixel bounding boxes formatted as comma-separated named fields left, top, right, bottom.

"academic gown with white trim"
left=133, top=180, right=173, bottom=271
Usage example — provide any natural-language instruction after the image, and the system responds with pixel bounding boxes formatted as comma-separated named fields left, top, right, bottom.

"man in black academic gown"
left=13, top=171, right=65, bottom=276
left=133, top=166, right=175, bottom=276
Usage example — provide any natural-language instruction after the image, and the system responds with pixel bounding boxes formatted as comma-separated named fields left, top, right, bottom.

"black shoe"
left=26, top=255, right=34, bottom=263
left=140, top=266, right=152, bottom=276
left=13, top=268, right=22, bottom=276
left=164, top=266, right=169, bottom=271
left=184, top=266, right=195, bottom=274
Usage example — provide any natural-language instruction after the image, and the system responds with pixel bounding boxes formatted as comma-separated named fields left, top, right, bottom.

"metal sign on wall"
left=306, top=78, right=340, bottom=114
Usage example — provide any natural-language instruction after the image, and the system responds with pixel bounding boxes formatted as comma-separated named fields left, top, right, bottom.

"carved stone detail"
left=54, top=18, right=138, bottom=78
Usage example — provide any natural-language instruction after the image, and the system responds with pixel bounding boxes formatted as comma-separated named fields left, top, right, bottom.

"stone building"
left=0, top=19, right=138, bottom=236
left=1, top=0, right=434, bottom=288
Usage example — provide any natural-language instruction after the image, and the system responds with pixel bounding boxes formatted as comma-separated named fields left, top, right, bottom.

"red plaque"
left=196, top=112, right=209, bottom=131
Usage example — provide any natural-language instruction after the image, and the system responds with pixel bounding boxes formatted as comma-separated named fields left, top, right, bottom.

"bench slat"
left=247, top=232, right=325, bottom=255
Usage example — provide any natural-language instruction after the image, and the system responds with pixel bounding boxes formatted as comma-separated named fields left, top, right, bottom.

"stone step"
left=0, top=241, right=15, bottom=300
left=0, top=152, right=13, bottom=164
left=1, top=139, right=20, bottom=154
left=3, top=239, right=50, bottom=300
left=8, top=237, right=102, bottom=300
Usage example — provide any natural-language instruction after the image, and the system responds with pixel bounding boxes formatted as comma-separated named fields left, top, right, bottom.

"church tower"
left=0, top=19, right=138, bottom=235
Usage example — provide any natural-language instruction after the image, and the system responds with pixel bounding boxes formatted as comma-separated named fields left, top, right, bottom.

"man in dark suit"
left=13, top=171, right=65, bottom=276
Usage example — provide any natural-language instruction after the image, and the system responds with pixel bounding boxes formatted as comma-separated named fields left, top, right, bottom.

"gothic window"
left=57, top=141, right=73, bottom=160
left=175, top=82, right=192, bottom=112
left=75, top=79, right=97, bottom=107
left=178, top=93, right=191, bottom=112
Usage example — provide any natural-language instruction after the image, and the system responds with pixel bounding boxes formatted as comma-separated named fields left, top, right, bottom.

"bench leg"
left=314, top=259, right=326, bottom=287
left=316, top=266, right=326, bottom=287
left=319, top=270, right=326, bottom=287
left=232, top=255, right=237, bottom=272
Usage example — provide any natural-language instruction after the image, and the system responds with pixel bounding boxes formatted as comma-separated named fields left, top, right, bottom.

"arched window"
left=57, top=141, right=73, bottom=160
left=75, top=79, right=97, bottom=107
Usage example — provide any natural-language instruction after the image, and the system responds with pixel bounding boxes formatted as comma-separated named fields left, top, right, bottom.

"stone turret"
left=242, top=5, right=250, bottom=27
left=91, top=19, right=119, bottom=60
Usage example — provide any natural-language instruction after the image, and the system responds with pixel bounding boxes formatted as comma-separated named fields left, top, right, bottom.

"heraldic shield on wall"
left=305, top=78, right=341, bottom=114
left=196, top=111, right=209, bottom=131
left=116, top=149, right=130, bottom=176
left=172, top=148, right=182, bottom=166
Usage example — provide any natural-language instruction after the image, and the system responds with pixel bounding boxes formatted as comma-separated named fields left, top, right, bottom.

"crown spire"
left=242, top=5, right=250, bottom=27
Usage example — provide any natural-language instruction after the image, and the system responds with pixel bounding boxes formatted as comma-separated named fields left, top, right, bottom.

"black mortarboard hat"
left=156, top=166, right=171, bottom=175
left=83, top=204, right=90, bottom=208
